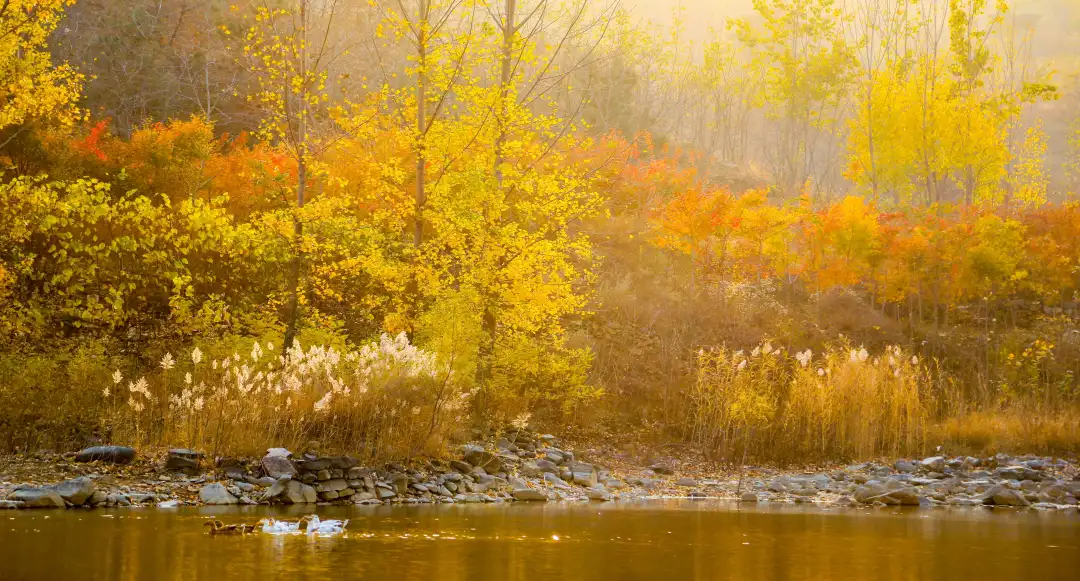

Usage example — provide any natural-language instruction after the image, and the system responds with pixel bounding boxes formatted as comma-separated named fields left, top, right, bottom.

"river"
left=0, top=500, right=1076, bottom=580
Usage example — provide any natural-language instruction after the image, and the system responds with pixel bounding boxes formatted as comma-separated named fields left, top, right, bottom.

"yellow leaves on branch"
left=0, top=0, right=84, bottom=130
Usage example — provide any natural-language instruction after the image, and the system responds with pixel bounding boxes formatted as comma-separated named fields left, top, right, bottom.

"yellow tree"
left=238, top=0, right=347, bottom=349
left=731, top=0, right=856, bottom=196
left=0, top=0, right=83, bottom=140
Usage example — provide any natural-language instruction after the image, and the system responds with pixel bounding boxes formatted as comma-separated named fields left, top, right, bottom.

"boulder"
left=585, top=486, right=613, bottom=501
left=676, top=477, right=698, bottom=487
left=894, top=460, right=918, bottom=473
left=11, top=488, right=66, bottom=508
left=648, top=463, right=675, bottom=475
left=52, top=477, right=95, bottom=506
left=0, top=500, right=25, bottom=509
left=854, top=479, right=922, bottom=505
left=74, top=446, right=135, bottom=465
left=920, top=456, right=946, bottom=473
left=996, top=466, right=1042, bottom=482
left=544, top=473, right=571, bottom=489
left=740, top=492, right=760, bottom=503
left=165, top=450, right=201, bottom=473
left=281, top=480, right=317, bottom=504
left=980, top=485, right=1030, bottom=507
left=462, top=445, right=501, bottom=473
left=199, top=483, right=238, bottom=505
left=512, top=488, right=549, bottom=501
left=261, top=453, right=297, bottom=480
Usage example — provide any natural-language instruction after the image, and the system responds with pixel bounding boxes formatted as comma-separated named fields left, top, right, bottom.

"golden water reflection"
left=1, top=501, right=1077, bottom=581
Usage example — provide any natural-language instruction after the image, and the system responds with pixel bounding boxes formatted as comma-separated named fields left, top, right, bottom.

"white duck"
left=303, top=514, right=349, bottom=535
left=258, top=518, right=304, bottom=535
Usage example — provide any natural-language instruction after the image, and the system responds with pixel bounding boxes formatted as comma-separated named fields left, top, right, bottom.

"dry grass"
left=101, top=333, right=468, bottom=460
left=688, top=343, right=932, bottom=462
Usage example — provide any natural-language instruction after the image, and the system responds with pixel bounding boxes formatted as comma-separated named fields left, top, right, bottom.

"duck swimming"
left=257, top=518, right=304, bottom=535
left=302, top=514, right=349, bottom=536
left=203, top=520, right=256, bottom=535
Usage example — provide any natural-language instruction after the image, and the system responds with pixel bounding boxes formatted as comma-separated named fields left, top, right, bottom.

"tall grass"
left=101, top=333, right=468, bottom=459
left=684, top=342, right=1078, bottom=463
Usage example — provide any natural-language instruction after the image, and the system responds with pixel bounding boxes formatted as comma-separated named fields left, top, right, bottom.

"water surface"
left=1, top=500, right=1076, bottom=580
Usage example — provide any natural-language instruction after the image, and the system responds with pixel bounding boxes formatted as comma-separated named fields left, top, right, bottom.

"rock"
left=572, top=471, right=598, bottom=487
left=376, top=487, right=396, bottom=500
left=894, top=460, right=918, bottom=473
left=512, top=488, right=549, bottom=501
left=544, top=473, right=571, bottom=488
left=88, top=490, right=107, bottom=505
left=996, top=466, right=1042, bottom=482
left=316, top=469, right=331, bottom=481
left=52, top=477, right=95, bottom=506
left=10, top=488, right=65, bottom=508
left=740, top=492, right=759, bottom=503
left=165, top=450, right=201, bottom=473
left=648, top=463, right=675, bottom=475
left=199, top=483, right=238, bottom=505
left=449, top=460, right=473, bottom=474
left=302, top=458, right=333, bottom=472
left=279, top=481, right=317, bottom=504
left=920, top=456, right=946, bottom=472
left=322, top=479, right=349, bottom=492
left=585, top=486, right=613, bottom=501
left=854, top=479, right=922, bottom=505
left=688, top=491, right=708, bottom=499
left=0, top=500, right=25, bottom=509
left=676, top=477, right=698, bottom=487
left=462, top=445, right=502, bottom=473
left=261, top=453, right=297, bottom=480
left=603, top=478, right=628, bottom=490
left=980, top=485, right=1030, bottom=507
left=319, top=491, right=339, bottom=500
left=330, top=456, right=359, bottom=470
left=74, top=446, right=135, bottom=465
left=157, top=500, right=181, bottom=508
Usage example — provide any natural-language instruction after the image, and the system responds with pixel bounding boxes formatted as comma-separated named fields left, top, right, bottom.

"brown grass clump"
left=101, top=333, right=468, bottom=460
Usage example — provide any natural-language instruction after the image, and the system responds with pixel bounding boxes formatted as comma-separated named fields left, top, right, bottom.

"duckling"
left=203, top=520, right=256, bottom=535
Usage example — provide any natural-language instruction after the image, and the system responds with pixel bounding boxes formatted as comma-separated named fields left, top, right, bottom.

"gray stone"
left=648, top=463, right=675, bottom=475
left=319, top=490, right=339, bottom=500
left=854, top=479, right=922, bottom=505
left=52, top=477, right=95, bottom=506
left=894, top=460, right=918, bottom=473
left=261, top=454, right=297, bottom=479
left=980, top=485, right=1030, bottom=506
left=512, top=488, right=549, bottom=501
left=376, top=487, right=396, bottom=500
left=236, top=482, right=255, bottom=493
left=74, top=446, right=135, bottom=465
left=740, top=492, right=759, bottom=503
left=316, top=469, right=332, bottom=481
left=11, top=488, right=66, bottom=508
left=544, top=473, right=571, bottom=489
left=676, top=477, right=698, bottom=487
left=920, top=456, right=946, bottom=472
left=572, top=471, right=598, bottom=487
left=280, top=481, right=317, bottom=504
left=462, top=445, right=501, bottom=473
left=450, top=460, right=473, bottom=473
left=585, top=486, right=613, bottom=501
left=996, top=465, right=1042, bottom=482
left=199, top=483, right=238, bottom=505
left=88, top=490, right=108, bottom=505
left=0, top=500, right=25, bottom=509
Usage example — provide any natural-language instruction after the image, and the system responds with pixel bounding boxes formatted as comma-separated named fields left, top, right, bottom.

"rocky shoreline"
left=2, top=429, right=1079, bottom=513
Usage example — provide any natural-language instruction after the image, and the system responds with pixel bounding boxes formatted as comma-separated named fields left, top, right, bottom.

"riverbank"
left=2, top=428, right=1078, bottom=512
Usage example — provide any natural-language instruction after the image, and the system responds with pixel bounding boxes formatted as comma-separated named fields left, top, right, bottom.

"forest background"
left=1, top=0, right=1080, bottom=464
